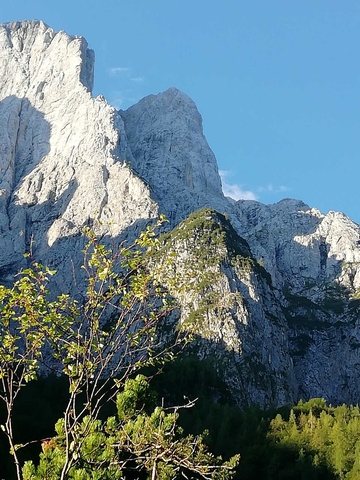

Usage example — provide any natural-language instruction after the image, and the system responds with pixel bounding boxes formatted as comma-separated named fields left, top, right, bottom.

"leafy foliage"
left=267, top=399, right=360, bottom=479
left=22, top=375, right=238, bottom=479
left=0, top=217, right=238, bottom=479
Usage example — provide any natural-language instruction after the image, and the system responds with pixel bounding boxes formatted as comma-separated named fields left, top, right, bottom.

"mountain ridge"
left=1, top=20, right=360, bottom=407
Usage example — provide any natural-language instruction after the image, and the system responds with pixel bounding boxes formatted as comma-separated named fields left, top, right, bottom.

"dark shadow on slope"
left=0, top=354, right=338, bottom=480
left=0, top=95, right=51, bottom=186
left=0, top=95, right=51, bottom=279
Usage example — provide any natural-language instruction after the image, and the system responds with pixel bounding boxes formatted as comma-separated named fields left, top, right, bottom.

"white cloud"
left=257, top=184, right=291, bottom=194
left=219, top=171, right=291, bottom=202
left=279, top=185, right=291, bottom=192
left=108, top=67, right=145, bottom=84
left=130, top=76, right=145, bottom=83
left=258, top=184, right=274, bottom=193
left=108, top=66, right=131, bottom=77
left=219, top=170, right=257, bottom=201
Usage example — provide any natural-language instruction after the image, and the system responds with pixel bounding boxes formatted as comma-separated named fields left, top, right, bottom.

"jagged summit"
left=0, top=20, right=94, bottom=93
left=2, top=19, right=47, bottom=30
left=120, top=87, right=227, bottom=225
left=121, top=87, right=195, bottom=112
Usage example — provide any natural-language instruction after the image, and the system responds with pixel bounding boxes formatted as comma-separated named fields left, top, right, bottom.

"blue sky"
left=2, top=1, right=360, bottom=224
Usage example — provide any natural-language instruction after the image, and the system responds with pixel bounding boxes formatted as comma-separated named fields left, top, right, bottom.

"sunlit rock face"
left=0, top=20, right=157, bottom=290
left=1, top=20, right=360, bottom=407
left=231, top=199, right=360, bottom=298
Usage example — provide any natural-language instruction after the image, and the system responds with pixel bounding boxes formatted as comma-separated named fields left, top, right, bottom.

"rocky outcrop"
left=157, top=209, right=297, bottom=407
left=231, top=199, right=360, bottom=299
left=157, top=208, right=360, bottom=407
left=1, top=20, right=360, bottom=407
left=229, top=200, right=360, bottom=405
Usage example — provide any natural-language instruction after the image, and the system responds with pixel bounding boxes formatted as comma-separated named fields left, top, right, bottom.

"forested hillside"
left=2, top=357, right=360, bottom=479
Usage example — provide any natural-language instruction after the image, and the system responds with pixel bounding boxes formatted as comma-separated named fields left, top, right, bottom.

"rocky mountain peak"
left=2, top=20, right=360, bottom=407
left=0, top=20, right=94, bottom=95
left=120, top=88, right=227, bottom=225
left=0, top=19, right=157, bottom=288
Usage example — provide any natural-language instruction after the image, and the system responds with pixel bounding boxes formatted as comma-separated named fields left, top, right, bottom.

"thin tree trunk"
left=151, top=460, right=158, bottom=480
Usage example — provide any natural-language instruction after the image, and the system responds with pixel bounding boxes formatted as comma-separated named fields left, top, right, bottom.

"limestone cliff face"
left=0, top=20, right=157, bottom=290
left=231, top=199, right=360, bottom=298
left=1, top=20, right=360, bottom=407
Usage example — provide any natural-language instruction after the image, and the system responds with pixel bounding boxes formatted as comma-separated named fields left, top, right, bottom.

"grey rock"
left=231, top=199, right=360, bottom=298
left=120, top=87, right=227, bottom=226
